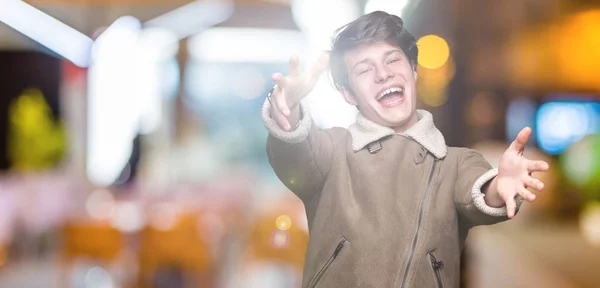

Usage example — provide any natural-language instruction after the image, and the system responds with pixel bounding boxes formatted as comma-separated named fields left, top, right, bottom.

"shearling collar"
left=348, top=109, right=447, bottom=159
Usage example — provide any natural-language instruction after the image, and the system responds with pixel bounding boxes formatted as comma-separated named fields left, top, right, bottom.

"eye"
left=387, top=58, right=401, bottom=65
left=358, top=67, right=372, bottom=75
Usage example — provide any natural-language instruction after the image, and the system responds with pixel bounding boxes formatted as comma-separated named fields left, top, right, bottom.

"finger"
left=522, top=175, right=545, bottom=191
left=306, top=53, right=330, bottom=89
left=272, top=73, right=288, bottom=88
left=505, top=197, right=517, bottom=219
left=517, top=186, right=536, bottom=202
left=271, top=84, right=291, bottom=117
left=289, top=55, right=300, bottom=77
left=527, top=160, right=549, bottom=173
left=270, top=95, right=291, bottom=131
left=509, top=127, right=532, bottom=153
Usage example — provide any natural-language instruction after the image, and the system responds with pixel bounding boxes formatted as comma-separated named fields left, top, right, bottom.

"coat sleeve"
left=263, top=98, right=334, bottom=203
left=454, top=149, right=524, bottom=228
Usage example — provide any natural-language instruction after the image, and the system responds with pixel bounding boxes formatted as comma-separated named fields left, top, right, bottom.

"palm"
left=272, top=54, right=329, bottom=111
left=269, top=53, right=329, bottom=130
left=496, top=127, right=549, bottom=214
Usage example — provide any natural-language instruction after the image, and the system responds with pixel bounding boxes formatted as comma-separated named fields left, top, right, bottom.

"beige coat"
left=262, top=99, right=522, bottom=288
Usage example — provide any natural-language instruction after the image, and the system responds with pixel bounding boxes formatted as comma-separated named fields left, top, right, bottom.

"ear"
left=341, top=88, right=358, bottom=106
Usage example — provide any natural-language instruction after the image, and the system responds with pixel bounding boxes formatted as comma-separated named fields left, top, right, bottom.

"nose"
left=375, top=65, right=394, bottom=83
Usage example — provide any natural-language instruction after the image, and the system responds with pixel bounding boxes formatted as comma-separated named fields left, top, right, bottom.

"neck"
left=392, top=113, right=419, bottom=133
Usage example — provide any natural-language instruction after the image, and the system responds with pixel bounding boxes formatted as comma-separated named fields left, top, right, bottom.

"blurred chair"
left=60, top=220, right=124, bottom=287
left=0, top=243, right=6, bottom=269
left=237, top=195, right=308, bottom=288
left=137, top=211, right=214, bottom=288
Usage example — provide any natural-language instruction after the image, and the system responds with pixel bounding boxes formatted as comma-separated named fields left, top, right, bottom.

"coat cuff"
left=262, top=97, right=312, bottom=144
left=471, top=168, right=524, bottom=217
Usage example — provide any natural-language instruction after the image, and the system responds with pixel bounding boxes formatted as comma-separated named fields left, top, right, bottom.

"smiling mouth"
left=376, top=87, right=404, bottom=104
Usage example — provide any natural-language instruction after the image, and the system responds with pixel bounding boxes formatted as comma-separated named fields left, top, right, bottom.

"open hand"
left=270, top=53, right=329, bottom=131
left=496, top=127, right=550, bottom=218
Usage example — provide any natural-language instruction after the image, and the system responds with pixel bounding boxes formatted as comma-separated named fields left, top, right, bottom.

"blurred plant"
left=7, top=88, right=66, bottom=171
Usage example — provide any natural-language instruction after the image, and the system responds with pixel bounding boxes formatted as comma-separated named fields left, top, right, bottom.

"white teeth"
left=377, top=87, right=404, bottom=100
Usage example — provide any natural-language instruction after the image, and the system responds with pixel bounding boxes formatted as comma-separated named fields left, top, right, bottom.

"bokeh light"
left=505, top=10, right=600, bottom=92
left=148, top=202, right=180, bottom=231
left=417, top=57, right=455, bottom=107
left=580, top=202, right=600, bottom=247
left=536, top=101, right=600, bottom=155
left=417, top=35, right=450, bottom=70
left=84, top=266, right=114, bottom=288
left=555, top=10, right=600, bottom=91
left=364, top=0, right=409, bottom=16
left=85, top=189, right=116, bottom=221
left=291, top=0, right=360, bottom=51
left=110, top=202, right=144, bottom=233
left=276, top=215, right=292, bottom=231
left=561, top=134, right=600, bottom=196
left=270, top=230, right=290, bottom=249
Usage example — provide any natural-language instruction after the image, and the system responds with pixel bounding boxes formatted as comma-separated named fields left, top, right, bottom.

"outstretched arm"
left=455, top=127, right=550, bottom=228
left=264, top=54, right=335, bottom=203
left=483, top=127, right=549, bottom=218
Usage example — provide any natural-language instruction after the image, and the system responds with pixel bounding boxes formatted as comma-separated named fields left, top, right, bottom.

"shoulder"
left=318, top=126, right=351, bottom=146
left=446, top=146, right=486, bottom=163
left=323, top=126, right=350, bottom=137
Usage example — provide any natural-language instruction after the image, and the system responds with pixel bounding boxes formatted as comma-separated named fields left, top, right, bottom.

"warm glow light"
left=580, top=202, right=600, bottom=247
left=505, top=9, right=600, bottom=91
left=417, top=35, right=450, bottom=69
left=417, top=57, right=455, bottom=107
left=555, top=10, right=600, bottom=90
left=276, top=215, right=292, bottom=231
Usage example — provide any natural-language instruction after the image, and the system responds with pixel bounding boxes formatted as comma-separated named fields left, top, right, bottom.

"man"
left=262, top=11, right=548, bottom=288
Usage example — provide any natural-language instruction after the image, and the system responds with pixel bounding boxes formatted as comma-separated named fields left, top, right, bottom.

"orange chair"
left=236, top=196, right=308, bottom=287
left=60, top=220, right=124, bottom=287
left=248, top=214, right=308, bottom=271
left=137, top=212, right=214, bottom=288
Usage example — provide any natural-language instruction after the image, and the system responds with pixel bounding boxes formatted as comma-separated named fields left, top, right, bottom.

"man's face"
left=342, top=41, right=418, bottom=132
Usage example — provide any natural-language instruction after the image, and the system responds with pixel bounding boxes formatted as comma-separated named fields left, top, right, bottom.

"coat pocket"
left=428, top=251, right=444, bottom=288
left=308, top=237, right=347, bottom=288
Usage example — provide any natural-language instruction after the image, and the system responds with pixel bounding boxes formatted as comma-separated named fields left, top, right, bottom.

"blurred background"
left=0, top=0, right=599, bottom=287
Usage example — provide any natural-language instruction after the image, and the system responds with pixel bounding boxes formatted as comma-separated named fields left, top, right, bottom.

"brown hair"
left=329, top=11, right=418, bottom=91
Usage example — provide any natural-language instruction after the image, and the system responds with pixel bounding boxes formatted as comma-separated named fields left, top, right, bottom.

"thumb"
left=510, top=127, right=531, bottom=153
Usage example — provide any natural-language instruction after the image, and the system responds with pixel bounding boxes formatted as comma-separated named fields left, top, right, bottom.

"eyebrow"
left=352, top=49, right=403, bottom=71
left=383, top=49, right=403, bottom=58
